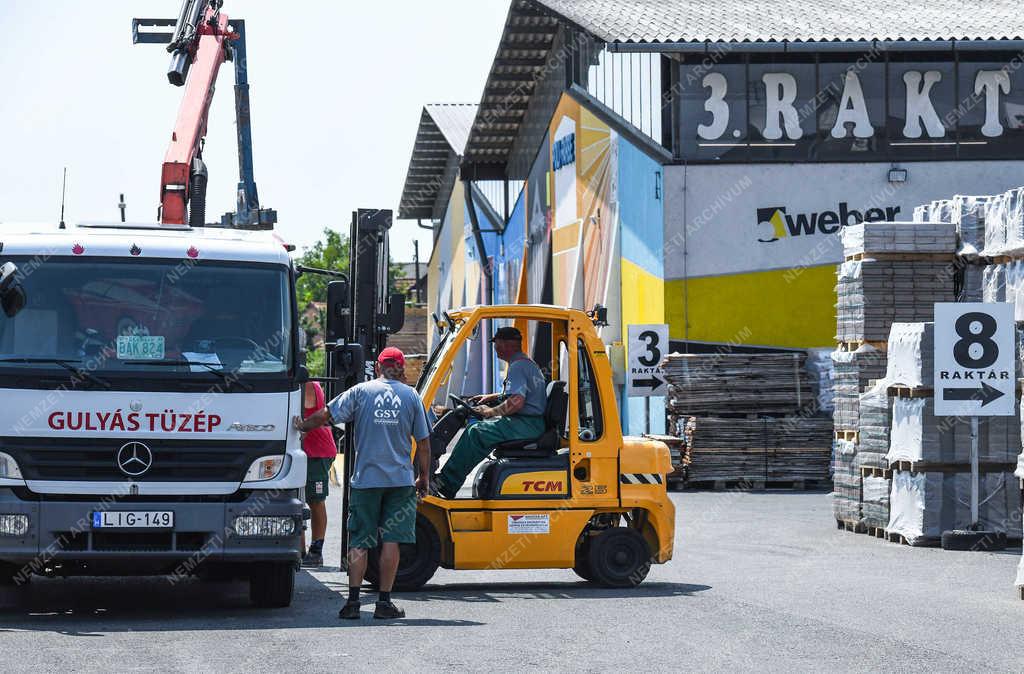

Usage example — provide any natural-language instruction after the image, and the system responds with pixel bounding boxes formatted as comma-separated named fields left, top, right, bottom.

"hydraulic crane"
left=133, top=0, right=277, bottom=229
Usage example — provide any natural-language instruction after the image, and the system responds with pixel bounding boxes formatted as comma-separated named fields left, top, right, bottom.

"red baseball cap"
left=377, top=346, right=406, bottom=368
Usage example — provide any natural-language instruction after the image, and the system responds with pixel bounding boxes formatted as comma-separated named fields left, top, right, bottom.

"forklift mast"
left=133, top=0, right=277, bottom=229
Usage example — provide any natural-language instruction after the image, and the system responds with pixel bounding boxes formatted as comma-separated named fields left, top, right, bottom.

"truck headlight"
left=243, top=455, right=285, bottom=482
left=0, top=452, right=22, bottom=479
left=233, top=516, right=295, bottom=537
left=0, top=514, right=29, bottom=536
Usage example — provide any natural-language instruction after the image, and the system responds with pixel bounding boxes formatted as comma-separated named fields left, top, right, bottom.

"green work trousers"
left=436, top=415, right=546, bottom=498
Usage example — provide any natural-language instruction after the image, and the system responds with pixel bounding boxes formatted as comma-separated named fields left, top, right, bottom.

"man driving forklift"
left=432, top=326, right=547, bottom=498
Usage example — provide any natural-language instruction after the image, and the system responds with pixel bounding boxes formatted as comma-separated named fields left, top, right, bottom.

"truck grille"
left=2, top=437, right=285, bottom=482
left=55, top=530, right=208, bottom=553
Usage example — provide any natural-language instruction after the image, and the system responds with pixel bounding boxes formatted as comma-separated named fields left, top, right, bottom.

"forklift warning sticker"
left=508, top=514, right=550, bottom=535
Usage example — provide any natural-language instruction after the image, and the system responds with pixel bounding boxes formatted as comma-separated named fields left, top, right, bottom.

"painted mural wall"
left=663, top=160, right=1024, bottom=349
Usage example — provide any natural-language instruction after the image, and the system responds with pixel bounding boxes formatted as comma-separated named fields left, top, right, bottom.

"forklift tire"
left=365, top=513, right=440, bottom=592
left=249, top=562, right=295, bottom=608
left=587, top=528, right=651, bottom=588
left=572, top=540, right=594, bottom=582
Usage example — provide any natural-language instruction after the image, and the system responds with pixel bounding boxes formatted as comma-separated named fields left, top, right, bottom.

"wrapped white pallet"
left=888, top=471, right=1022, bottom=544
left=950, top=194, right=990, bottom=258
left=806, top=348, right=835, bottom=413
left=983, top=190, right=1010, bottom=256
left=858, top=381, right=890, bottom=467
left=912, top=204, right=928, bottom=223
left=885, top=322, right=933, bottom=388
left=861, top=475, right=891, bottom=529
left=982, top=263, right=1006, bottom=303
left=887, top=397, right=958, bottom=464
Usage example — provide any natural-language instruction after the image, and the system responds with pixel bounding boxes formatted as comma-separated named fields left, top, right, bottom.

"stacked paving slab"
left=832, top=222, right=957, bottom=531
left=663, top=353, right=832, bottom=488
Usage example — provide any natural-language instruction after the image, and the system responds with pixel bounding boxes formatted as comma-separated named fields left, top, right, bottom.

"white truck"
left=0, top=221, right=312, bottom=607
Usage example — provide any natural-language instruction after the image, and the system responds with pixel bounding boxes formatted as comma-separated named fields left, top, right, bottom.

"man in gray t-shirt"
left=433, top=326, right=548, bottom=498
left=294, top=347, right=430, bottom=620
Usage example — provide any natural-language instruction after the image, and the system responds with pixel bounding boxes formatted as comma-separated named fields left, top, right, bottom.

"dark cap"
left=491, top=326, right=522, bottom=342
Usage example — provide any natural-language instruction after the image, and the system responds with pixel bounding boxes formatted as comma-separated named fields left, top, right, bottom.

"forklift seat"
left=490, top=381, right=568, bottom=459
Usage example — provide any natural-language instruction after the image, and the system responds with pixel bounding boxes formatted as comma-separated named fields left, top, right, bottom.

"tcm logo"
left=521, top=480, right=563, bottom=492
left=755, top=202, right=901, bottom=243
left=373, top=389, right=402, bottom=422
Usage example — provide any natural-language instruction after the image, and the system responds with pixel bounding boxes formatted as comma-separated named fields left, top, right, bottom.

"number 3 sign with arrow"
left=934, top=303, right=1015, bottom=417
left=627, top=324, right=669, bottom=398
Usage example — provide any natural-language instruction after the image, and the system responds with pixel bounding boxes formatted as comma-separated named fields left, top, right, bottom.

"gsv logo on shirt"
left=373, top=389, right=402, bottom=424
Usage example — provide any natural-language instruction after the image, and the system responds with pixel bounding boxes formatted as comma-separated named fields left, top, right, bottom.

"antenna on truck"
left=58, top=167, right=67, bottom=230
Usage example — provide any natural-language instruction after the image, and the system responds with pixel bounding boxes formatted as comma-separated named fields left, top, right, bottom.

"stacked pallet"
left=663, top=353, right=812, bottom=416
left=832, top=224, right=957, bottom=530
left=663, top=352, right=831, bottom=488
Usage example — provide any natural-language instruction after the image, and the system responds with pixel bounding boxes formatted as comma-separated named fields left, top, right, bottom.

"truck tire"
left=249, top=562, right=295, bottom=608
left=587, top=528, right=651, bottom=588
left=941, top=529, right=1007, bottom=551
left=0, top=562, right=23, bottom=586
left=365, top=514, right=440, bottom=592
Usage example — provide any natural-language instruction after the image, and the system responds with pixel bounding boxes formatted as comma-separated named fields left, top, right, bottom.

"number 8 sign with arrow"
left=934, top=303, right=1015, bottom=417
left=627, top=324, right=669, bottom=398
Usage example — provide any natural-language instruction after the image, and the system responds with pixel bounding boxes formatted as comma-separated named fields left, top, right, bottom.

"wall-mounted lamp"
left=888, top=168, right=908, bottom=183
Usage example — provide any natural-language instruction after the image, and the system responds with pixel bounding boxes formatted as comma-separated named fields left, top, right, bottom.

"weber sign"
left=627, top=324, right=668, bottom=398
left=934, top=303, right=1015, bottom=417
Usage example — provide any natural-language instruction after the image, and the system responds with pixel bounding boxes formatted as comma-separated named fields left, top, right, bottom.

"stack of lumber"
left=684, top=417, right=832, bottom=483
left=663, top=352, right=831, bottom=487
left=663, top=353, right=812, bottom=416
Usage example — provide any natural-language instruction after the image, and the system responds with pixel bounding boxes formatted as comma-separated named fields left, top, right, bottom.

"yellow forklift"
left=362, top=304, right=676, bottom=590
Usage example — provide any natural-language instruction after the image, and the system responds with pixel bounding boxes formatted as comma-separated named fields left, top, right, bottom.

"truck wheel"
left=249, top=562, right=295, bottom=608
left=0, top=562, right=23, bottom=586
left=941, top=529, right=1007, bottom=551
left=365, top=514, right=440, bottom=592
left=587, top=528, right=651, bottom=588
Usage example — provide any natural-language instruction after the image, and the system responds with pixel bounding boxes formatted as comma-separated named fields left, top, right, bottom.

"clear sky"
left=0, top=0, right=510, bottom=263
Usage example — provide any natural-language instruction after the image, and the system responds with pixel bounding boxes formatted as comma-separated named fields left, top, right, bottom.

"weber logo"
left=754, top=202, right=901, bottom=243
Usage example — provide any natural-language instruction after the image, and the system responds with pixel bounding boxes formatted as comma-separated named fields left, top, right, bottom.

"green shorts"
left=347, top=486, right=417, bottom=549
left=305, top=457, right=333, bottom=504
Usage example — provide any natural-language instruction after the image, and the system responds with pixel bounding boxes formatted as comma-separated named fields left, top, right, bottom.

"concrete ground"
left=0, top=490, right=1021, bottom=672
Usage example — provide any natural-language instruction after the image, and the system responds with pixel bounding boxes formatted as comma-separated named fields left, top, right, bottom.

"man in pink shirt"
left=300, top=380, right=338, bottom=567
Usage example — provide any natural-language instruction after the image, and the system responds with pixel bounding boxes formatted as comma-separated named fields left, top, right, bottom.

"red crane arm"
left=160, top=7, right=235, bottom=225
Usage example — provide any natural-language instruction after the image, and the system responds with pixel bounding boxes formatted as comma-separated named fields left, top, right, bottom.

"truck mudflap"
left=0, top=488, right=302, bottom=578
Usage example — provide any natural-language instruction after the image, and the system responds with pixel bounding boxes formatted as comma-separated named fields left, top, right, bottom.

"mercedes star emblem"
left=116, top=441, right=153, bottom=477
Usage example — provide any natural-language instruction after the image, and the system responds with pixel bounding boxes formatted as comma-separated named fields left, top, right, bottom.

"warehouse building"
left=400, top=0, right=1024, bottom=435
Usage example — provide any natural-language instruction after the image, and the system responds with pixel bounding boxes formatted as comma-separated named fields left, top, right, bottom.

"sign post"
left=933, top=303, right=1014, bottom=548
left=627, top=325, right=669, bottom=433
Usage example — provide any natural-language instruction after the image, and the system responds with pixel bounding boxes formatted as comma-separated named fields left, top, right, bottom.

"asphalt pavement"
left=0, top=489, right=1021, bottom=672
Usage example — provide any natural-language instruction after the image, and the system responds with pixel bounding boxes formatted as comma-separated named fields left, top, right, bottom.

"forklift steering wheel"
left=449, top=394, right=484, bottom=420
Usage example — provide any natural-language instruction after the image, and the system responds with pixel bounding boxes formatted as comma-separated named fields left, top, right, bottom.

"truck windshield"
left=0, top=256, right=292, bottom=378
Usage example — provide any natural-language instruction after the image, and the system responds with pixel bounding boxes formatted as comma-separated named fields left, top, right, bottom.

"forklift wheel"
left=365, top=513, right=441, bottom=592
left=572, top=540, right=594, bottom=582
left=587, top=528, right=651, bottom=588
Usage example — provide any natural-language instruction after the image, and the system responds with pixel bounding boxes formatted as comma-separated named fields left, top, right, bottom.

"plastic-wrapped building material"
left=982, top=263, right=1007, bottom=303
left=885, top=322, right=933, bottom=388
left=857, top=381, right=889, bottom=468
left=831, top=345, right=887, bottom=430
left=982, top=187, right=1024, bottom=256
left=806, top=348, right=835, bottom=413
left=887, top=399, right=1019, bottom=465
left=912, top=205, right=928, bottom=223
left=861, top=475, right=891, bottom=528
left=950, top=195, right=990, bottom=257
left=832, top=438, right=861, bottom=523
left=841, top=222, right=958, bottom=257
left=959, top=262, right=984, bottom=302
left=927, top=199, right=952, bottom=225
left=887, top=471, right=1023, bottom=544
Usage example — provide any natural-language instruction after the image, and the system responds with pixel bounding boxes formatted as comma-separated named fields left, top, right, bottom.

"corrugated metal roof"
left=536, top=0, right=1024, bottom=44
left=399, top=104, right=478, bottom=221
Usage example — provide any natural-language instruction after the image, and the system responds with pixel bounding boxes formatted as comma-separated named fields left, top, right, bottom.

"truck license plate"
left=92, top=511, right=174, bottom=529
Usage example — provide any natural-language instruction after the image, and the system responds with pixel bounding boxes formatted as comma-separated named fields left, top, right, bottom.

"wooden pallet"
left=887, top=386, right=933, bottom=399
left=686, top=478, right=831, bottom=492
left=836, top=518, right=867, bottom=534
left=845, top=252, right=956, bottom=262
left=835, top=340, right=888, bottom=353
left=886, top=531, right=941, bottom=547
left=866, top=526, right=887, bottom=539
left=860, top=466, right=892, bottom=479
left=888, top=460, right=1016, bottom=474
left=834, top=429, right=860, bottom=442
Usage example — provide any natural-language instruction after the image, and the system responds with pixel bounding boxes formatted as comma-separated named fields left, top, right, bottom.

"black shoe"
left=373, top=600, right=406, bottom=620
left=301, top=551, right=323, bottom=568
left=338, top=601, right=361, bottom=619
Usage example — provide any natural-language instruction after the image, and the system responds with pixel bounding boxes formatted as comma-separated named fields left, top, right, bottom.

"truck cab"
left=0, top=222, right=307, bottom=607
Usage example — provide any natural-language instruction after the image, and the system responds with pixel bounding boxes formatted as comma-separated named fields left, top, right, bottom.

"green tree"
left=295, top=228, right=350, bottom=306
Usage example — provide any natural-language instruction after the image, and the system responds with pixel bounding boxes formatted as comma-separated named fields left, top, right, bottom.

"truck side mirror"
left=384, top=293, right=406, bottom=334
left=325, top=279, right=350, bottom=345
left=0, top=263, right=26, bottom=318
